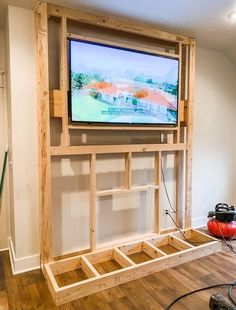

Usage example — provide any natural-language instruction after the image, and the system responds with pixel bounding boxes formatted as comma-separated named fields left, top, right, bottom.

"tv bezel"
left=68, top=38, right=180, bottom=127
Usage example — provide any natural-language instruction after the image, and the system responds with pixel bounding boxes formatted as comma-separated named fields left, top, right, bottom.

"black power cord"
left=165, top=282, right=236, bottom=310
left=161, top=163, right=236, bottom=309
left=161, top=160, right=209, bottom=245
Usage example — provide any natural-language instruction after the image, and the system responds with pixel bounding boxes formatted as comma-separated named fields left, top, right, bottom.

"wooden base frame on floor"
left=43, top=229, right=221, bottom=305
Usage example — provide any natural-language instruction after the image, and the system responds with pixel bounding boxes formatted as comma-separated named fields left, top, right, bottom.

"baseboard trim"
left=8, top=237, right=40, bottom=275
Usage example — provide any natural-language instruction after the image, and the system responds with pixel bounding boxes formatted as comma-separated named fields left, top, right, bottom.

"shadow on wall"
left=51, top=153, right=176, bottom=255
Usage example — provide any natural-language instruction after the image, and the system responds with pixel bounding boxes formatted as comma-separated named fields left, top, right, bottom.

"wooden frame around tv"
left=34, top=2, right=214, bottom=306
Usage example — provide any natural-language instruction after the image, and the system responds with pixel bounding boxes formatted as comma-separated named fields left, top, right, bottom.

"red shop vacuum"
left=208, top=203, right=236, bottom=238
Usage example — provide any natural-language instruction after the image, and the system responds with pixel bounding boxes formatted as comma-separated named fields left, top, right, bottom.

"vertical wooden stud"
left=185, top=39, right=195, bottom=228
left=174, top=43, right=182, bottom=144
left=60, top=16, right=70, bottom=146
left=90, top=153, right=96, bottom=251
left=154, top=151, right=161, bottom=233
left=175, top=151, right=181, bottom=227
left=35, top=2, right=52, bottom=264
left=125, top=152, right=132, bottom=189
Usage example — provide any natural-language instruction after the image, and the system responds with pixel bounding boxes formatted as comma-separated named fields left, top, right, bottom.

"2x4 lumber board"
left=125, top=152, right=132, bottom=189
left=68, top=124, right=178, bottom=131
left=85, top=249, right=113, bottom=265
left=49, top=90, right=62, bottom=118
left=67, top=32, right=180, bottom=59
left=170, top=234, right=194, bottom=249
left=160, top=227, right=178, bottom=235
left=143, top=241, right=165, bottom=259
left=89, top=154, right=96, bottom=251
left=52, top=240, right=221, bottom=305
left=113, top=248, right=135, bottom=267
left=47, top=3, right=191, bottom=45
left=35, top=2, right=53, bottom=264
left=51, top=143, right=187, bottom=156
left=118, top=241, right=143, bottom=256
left=175, top=151, right=180, bottom=227
left=168, top=235, right=192, bottom=251
left=43, top=265, right=58, bottom=299
left=154, top=152, right=161, bottom=234
left=185, top=39, right=195, bottom=228
left=96, top=185, right=159, bottom=196
left=174, top=43, right=182, bottom=144
left=50, top=256, right=82, bottom=275
left=60, top=16, right=70, bottom=145
left=53, top=247, right=90, bottom=261
left=80, top=256, right=100, bottom=278
left=144, top=241, right=167, bottom=257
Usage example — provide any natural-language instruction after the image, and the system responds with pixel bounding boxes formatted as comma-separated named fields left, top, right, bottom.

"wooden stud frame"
left=35, top=1, right=204, bottom=305
left=45, top=229, right=221, bottom=305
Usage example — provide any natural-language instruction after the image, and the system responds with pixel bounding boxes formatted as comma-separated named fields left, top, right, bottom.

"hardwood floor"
left=0, top=242, right=236, bottom=310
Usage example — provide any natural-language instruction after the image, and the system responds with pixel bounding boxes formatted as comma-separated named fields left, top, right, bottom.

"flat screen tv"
left=69, top=39, right=179, bottom=126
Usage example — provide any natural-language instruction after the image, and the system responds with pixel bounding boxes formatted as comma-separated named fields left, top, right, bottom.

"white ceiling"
left=1, top=0, right=236, bottom=59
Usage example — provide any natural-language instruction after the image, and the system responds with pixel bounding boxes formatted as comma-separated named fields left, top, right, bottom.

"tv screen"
left=69, top=39, right=179, bottom=126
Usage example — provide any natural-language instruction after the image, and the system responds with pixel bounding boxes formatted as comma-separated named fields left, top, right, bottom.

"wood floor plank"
left=0, top=239, right=235, bottom=309
left=0, top=290, right=9, bottom=310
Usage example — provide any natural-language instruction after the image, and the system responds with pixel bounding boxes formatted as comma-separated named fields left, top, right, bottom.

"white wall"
left=0, top=29, right=9, bottom=250
left=192, top=47, right=236, bottom=227
left=4, top=6, right=236, bottom=272
left=6, top=6, right=39, bottom=271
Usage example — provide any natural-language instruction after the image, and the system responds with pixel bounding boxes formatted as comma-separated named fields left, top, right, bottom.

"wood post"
left=89, top=153, right=96, bottom=251
left=60, top=16, right=70, bottom=146
left=154, top=152, right=161, bottom=233
left=35, top=2, right=52, bottom=264
left=185, top=39, right=195, bottom=228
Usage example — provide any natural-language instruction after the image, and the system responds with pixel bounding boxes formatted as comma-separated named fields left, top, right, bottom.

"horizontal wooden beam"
left=68, top=124, right=178, bottom=131
left=96, top=185, right=159, bottom=197
left=51, top=143, right=186, bottom=156
left=47, top=4, right=191, bottom=45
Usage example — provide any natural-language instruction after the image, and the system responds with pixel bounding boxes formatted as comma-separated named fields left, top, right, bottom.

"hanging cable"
left=161, top=161, right=207, bottom=244
left=165, top=282, right=236, bottom=309
left=161, top=158, right=176, bottom=214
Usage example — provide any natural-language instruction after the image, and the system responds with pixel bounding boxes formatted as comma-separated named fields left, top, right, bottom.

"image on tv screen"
left=70, top=39, right=179, bottom=125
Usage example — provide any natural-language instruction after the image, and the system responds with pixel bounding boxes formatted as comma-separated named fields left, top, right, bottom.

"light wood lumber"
left=142, top=241, right=165, bottom=259
left=113, top=248, right=135, bottom=267
left=89, top=154, right=96, bottom=251
left=96, top=185, right=158, bottom=197
left=68, top=124, right=178, bottom=131
left=60, top=16, right=70, bottom=145
left=80, top=256, right=100, bottom=278
left=51, top=143, right=186, bottom=156
left=154, top=152, right=161, bottom=233
left=47, top=4, right=191, bottom=45
left=35, top=2, right=52, bottom=265
left=185, top=39, right=195, bottom=228
left=125, top=152, right=132, bottom=189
